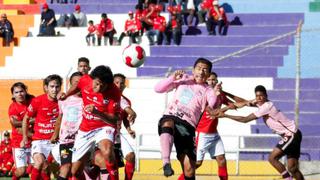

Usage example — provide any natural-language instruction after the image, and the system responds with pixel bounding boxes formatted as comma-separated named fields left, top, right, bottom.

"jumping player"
left=21, top=74, right=63, bottom=180
left=8, top=82, right=34, bottom=179
left=219, top=85, right=304, bottom=180
left=59, top=65, right=121, bottom=180
left=154, top=58, right=217, bottom=180
left=50, top=72, right=83, bottom=180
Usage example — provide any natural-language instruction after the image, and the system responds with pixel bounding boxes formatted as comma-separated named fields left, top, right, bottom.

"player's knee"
left=196, top=161, right=202, bottom=168
left=216, top=156, right=227, bottom=166
left=15, top=167, right=26, bottom=177
left=125, top=152, right=135, bottom=163
left=288, top=164, right=298, bottom=174
left=268, top=155, right=276, bottom=164
left=183, top=165, right=195, bottom=177
left=158, top=126, right=174, bottom=135
left=60, top=163, right=71, bottom=176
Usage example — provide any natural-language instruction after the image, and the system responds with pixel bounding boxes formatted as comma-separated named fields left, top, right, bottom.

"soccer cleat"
left=163, top=163, right=174, bottom=177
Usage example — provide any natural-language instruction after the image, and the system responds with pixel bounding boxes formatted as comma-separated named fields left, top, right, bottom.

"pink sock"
left=160, top=133, right=174, bottom=165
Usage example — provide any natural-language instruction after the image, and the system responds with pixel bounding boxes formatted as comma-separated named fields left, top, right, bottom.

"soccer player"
left=21, top=74, right=63, bottom=180
left=191, top=72, right=247, bottom=180
left=77, top=57, right=91, bottom=75
left=219, top=85, right=304, bottom=180
left=154, top=58, right=217, bottom=180
left=8, top=82, right=34, bottom=179
left=59, top=65, right=121, bottom=180
left=50, top=72, right=83, bottom=180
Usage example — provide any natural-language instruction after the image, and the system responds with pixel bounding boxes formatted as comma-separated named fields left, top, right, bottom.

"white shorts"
left=187, top=0, right=195, bottom=9
left=116, top=133, right=134, bottom=156
left=31, top=140, right=55, bottom=159
left=72, top=126, right=116, bottom=163
left=51, top=143, right=61, bottom=165
left=196, top=132, right=225, bottom=161
left=13, top=148, right=31, bottom=168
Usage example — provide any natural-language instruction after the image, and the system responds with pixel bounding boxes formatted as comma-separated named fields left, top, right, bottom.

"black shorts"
left=276, top=130, right=302, bottom=159
left=114, top=143, right=125, bottom=168
left=158, top=115, right=196, bottom=161
left=60, top=143, right=74, bottom=165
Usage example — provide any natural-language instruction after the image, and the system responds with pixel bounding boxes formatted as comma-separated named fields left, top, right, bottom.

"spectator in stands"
left=165, top=13, right=182, bottom=45
left=98, top=13, right=116, bottom=46
left=86, top=20, right=96, bottom=46
left=198, top=0, right=211, bottom=24
left=117, top=11, right=140, bottom=45
left=0, top=131, right=13, bottom=177
left=39, top=3, right=57, bottom=36
left=0, top=13, right=14, bottom=47
left=146, top=10, right=166, bottom=45
left=50, top=0, right=77, bottom=3
left=134, top=4, right=147, bottom=36
left=68, top=4, right=87, bottom=27
left=206, top=0, right=228, bottom=35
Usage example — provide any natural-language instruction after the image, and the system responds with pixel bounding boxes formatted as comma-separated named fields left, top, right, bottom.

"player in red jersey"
left=77, top=57, right=91, bottom=75
left=8, top=82, right=34, bottom=179
left=59, top=65, right=121, bottom=180
left=21, top=74, right=63, bottom=180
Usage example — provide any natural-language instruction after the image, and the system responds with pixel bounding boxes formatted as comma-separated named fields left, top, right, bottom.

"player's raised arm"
left=154, top=70, right=186, bottom=93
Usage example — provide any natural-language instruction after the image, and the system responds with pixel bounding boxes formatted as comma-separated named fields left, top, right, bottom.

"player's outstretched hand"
left=173, top=70, right=185, bottom=80
left=127, top=112, right=137, bottom=124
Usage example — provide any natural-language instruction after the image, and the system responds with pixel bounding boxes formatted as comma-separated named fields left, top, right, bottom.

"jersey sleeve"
left=206, top=88, right=217, bottom=108
left=253, top=103, right=270, bottom=118
left=120, top=97, right=130, bottom=110
left=26, top=98, right=39, bottom=118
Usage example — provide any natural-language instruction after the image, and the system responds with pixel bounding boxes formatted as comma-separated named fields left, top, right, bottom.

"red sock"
left=105, top=160, right=119, bottom=180
left=218, top=166, right=228, bottom=180
left=177, top=173, right=184, bottom=180
left=41, top=171, right=50, bottom=180
left=31, top=167, right=40, bottom=180
left=124, top=161, right=135, bottom=180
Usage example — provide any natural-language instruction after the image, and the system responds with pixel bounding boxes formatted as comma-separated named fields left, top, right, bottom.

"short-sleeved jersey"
left=197, top=92, right=228, bottom=133
left=153, top=16, right=166, bottom=32
left=155, top=74, right=217, bottom=128
left=58, top=95, right=83, bottom=144
left=77, top=75, right=121, bottom=132
left=117, top=95, right=131, bottom=131
left=254, top=101, right=297, bottom=137
left=8, top=98, right=33, bottom=148
left=87, top=25, right=96, bottom=34
left=124, top=19, right=139, bottom=33
left=27, top=94, right=59, bottom=140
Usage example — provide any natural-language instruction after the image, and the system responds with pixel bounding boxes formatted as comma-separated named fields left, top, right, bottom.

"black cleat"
left=163, top=163, right=174, bottom=177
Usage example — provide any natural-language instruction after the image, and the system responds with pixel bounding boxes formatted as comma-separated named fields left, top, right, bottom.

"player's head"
left=254, top=85, right=268, bottom=105
left=43, top=74, right=63, bottom=100
left=88, top=20, right=94, bottom=26
left=114, top=73, right=126, bottom=93
left=70, top=72, right=83, bottom=86
left=90, top=65, right=114, bottom=93
left=3, top=131, right=10, bottom=141
left=10, top=82, right=32, bottom=103
left=207, top=72, right=218, bottom=88
left=101, top=13, right=107, bottom=19
left=78, top=57, right=91, bottom=75
left=192, top=58, right=212, bottom=84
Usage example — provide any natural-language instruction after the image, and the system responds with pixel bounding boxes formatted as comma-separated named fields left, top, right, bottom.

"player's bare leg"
left=71, top=153, right=89, bottom=180
left=216, top=154, right=228, bottom=180
left=177, top=153, right=196, bottom=180
left=287, top=158, right=304, bottom=180
left=98, top=139, right=119, bottom=180
left=269, top=148, right=292, bottom=179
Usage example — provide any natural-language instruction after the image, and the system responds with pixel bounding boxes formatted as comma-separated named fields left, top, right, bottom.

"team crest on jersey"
left=61, top=149, right=69, bottom=159
left=103, top=99, right=109, bottom=104
left=93, top=96, right=98, bottom=101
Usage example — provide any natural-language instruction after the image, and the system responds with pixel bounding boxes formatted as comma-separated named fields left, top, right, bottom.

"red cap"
left=75, top=4, right=81, bottom=11
left=128, top=11, right=133, bottom=15
left=42, top=3, right=49, bottom=9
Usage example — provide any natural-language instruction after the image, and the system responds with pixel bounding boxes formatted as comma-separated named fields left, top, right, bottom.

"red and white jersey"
left=77, top=75, right=121, bottom=132
left=209, top=6, right=228, bottom=22
left=99, top=18, right=114, bottom=33
left=27, top=94, right=59, bottom=140
left=200, top=0, right=213, bottom=10
left=87, top=24, right=96, bottom=34
left=8, top=98, right=33, bottom=148
left=116, top=95, right=131, bottom=131
left=197, top=92, right=228, bottom=133
left=153, top=15, right=166, bottom=32
left=124, top=18, right=139, bottom=33
left=254, top=101, right=297, bottom=137
left=147, top=3, right=158, bottom=20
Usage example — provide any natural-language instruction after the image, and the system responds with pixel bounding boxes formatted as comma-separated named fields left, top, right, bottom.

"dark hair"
left=255, top=85, right=268, bottom=97
left=135, top=4, right=143, bottom=10
left=78, top=57, right=90, bottom=65
left=210, top=71, right=218, bottom=78
left=10, top=82, right=33, bottom=101
left=114, top=73, right=126, bottom=80
left=69, top=72, right=83, bottom=85
left=88, top=20, right=94, bottom=24
left=90, top=65, right=114, bottom=84
left=194, top=57, right=212, bottom=72
left=44, top=74, right=63, bottom=87
left=3, top=131, right=9, bottom=137
left=101, top=13, right=107, bottom=18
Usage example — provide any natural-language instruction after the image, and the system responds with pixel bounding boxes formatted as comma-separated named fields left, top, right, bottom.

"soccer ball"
left=122, top=44, right=146, bottom=68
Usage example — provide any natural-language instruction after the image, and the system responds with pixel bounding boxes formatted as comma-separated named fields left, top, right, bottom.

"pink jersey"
left=58, top=95, right=83, bottom=144
left=254, top=101, right=297, bottom=137
left=155, top=74, right=217, bottom=128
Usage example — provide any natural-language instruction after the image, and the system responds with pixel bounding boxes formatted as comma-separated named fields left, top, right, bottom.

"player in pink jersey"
left=50, top=72, right=83, bottom=180
left=59, top=65, right=121, bottom=180
left=154, top=58, right=217, bottom=179
left=219, top=85, right=304, bottom=180
left=8, top=82, right=34, bottom=179
left=20, top=74, right=62, bottom=180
